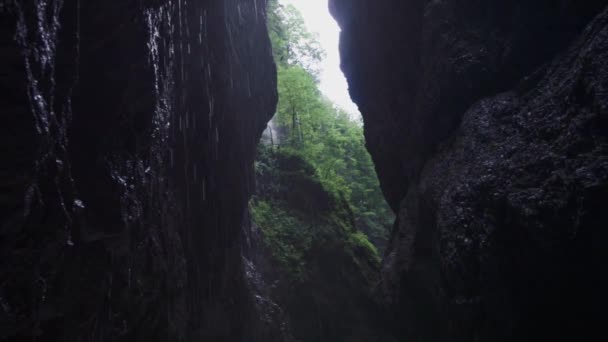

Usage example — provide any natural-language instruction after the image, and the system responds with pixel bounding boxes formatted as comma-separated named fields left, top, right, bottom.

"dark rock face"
left=331, top=0, right=608, bottom=340
left=331, top=0, right=607, bottom=210
left=1, top=0, right=277, bottom=341
left=241, top=217, right=296, bottom=342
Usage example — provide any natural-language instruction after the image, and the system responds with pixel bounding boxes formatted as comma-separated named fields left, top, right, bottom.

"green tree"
left=264, top=1, right=393, bottom=250
left=268, top=1, right=325, bottom=77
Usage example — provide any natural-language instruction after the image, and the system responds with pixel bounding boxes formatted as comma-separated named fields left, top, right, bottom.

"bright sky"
left=280, top=0, right=360, bottom=118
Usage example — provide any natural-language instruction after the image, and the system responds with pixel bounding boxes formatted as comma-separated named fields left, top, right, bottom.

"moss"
left=348, top=231, right=381, bottom=265
left=251, top=147, right=386, bottom=341
left=252, top=149, right=382, bottom=277
left=250, top=199, right=313, bottom=281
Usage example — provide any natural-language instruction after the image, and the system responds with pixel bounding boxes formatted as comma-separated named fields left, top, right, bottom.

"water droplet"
left=202, top=179, right=206, bottom=200
left=74, top=199, right=85, bottom=209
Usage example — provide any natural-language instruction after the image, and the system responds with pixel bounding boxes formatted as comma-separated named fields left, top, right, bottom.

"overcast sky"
left=280, top=0, right=360, bottom=117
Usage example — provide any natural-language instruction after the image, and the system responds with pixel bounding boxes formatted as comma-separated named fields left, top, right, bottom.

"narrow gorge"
left=1, top=1, right=607, bottom=341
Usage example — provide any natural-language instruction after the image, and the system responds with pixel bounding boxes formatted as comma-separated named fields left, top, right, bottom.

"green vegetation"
left=262, top=0, right=393, bottom=251
left=251, top=148, right=380, bottom=283
left=250, top=199, right=312, bottom=281
left=250, top=149, right=385, bottom=341
left=247, top=3, right=395, bottom=340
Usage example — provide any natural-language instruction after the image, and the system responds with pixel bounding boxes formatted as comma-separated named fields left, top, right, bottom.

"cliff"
left=330, top=1, right=608, bottom=340
left=0, top=0, right=277, bottom=340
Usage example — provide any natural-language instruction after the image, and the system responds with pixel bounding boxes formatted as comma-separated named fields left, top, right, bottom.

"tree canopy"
left=261, top=0, right=393, bottom=249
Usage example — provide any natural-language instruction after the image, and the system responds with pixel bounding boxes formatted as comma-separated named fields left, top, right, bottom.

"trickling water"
left=202, top=179, right=206, bottom=201
left=261, top=116, right=282, bottom=146
left=2, top=0, right=280, bottom=339
left=73, top=198, right=85, bottom=209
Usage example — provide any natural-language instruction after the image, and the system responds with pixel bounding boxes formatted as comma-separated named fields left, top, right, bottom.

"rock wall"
left=0, top=0, right=277, bottom=341
left=330, top=0, right=608, bottom=340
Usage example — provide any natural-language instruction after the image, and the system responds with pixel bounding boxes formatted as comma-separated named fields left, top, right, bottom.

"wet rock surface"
left=331, top=0, right=608, bottom=340
left=1, top=0, right=278, bottom=340
left=241, top=215, right=296, bottom=342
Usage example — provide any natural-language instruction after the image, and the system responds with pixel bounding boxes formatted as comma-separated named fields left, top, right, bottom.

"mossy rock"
left=251, top=147, right=389, bottom=341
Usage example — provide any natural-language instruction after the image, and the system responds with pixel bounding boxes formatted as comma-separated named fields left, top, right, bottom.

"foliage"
left=260, top=0, right=394, bottom=276
left=249, top=4, right=395, bottom=339
left=251, top=147, right=375, bottom=278
left=252, top=145, right=380, bottom=280
left=250, top=199, right=312, bottom=281
left=250, top=148, right=387, bottom=341
left=265, top=1, right=393, bottom=251
left=267, top=0, right=325, bottom=78
left=348, top=231, right=381, bottom=266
